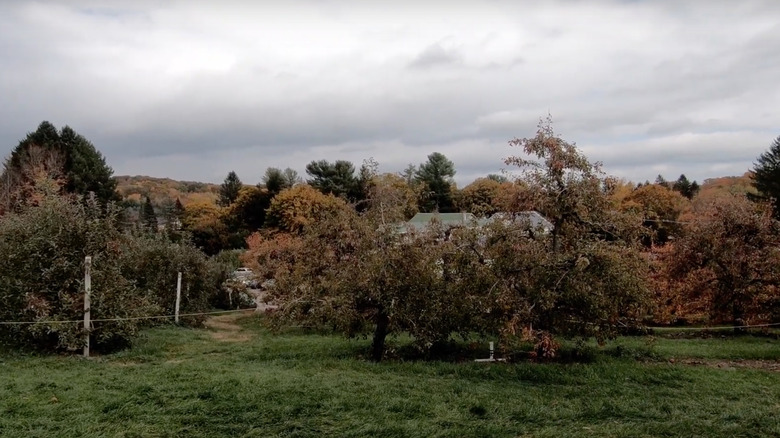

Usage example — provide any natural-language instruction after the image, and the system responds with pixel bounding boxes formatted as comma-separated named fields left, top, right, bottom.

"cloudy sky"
left=1, top=1, right=778, bottom=186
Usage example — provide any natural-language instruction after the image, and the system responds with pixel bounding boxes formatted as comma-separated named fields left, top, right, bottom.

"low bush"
left=0, top=193, right=223, bottom=353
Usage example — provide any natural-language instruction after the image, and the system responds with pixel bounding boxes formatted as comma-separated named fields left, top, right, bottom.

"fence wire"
left=0, top=308, right=253, bottom=326
left=1, top=311, right=778, bottom=332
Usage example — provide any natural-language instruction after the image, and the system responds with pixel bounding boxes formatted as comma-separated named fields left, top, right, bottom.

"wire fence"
left=648, top=321, right=780, bottom=332
left=0, top=308, right=254, bottom=326
left=2, top=310, right=777, bottom=331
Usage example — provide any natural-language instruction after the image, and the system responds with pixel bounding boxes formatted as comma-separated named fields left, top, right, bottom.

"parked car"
left=231, top=267, right=259, bottom=288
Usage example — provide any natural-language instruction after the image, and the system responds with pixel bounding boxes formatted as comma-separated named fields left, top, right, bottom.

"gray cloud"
left=408, top=43, right=463, bottom=69
left=0, top=0, right=778, bottom=188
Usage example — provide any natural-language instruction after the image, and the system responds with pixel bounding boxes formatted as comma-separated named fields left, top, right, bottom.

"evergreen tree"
left=262, top=167, right=298, bottom=196
left=486, top=173, right=508, bottom=184
left=141, top=196, right=158, bottom=232
left=751, top=135, right=780, bottom=218
left=282, top=168, right=300, bottom=188
left=672, top=174, right=700, bottom=200
left=305, top=160, right=362, bottom=201
left=414, top=152, right=456, bottom=212
left=174, top=198, right=185, bottom=223
left=2, top=121, right=119, bottom=207
left=160, top=197, right=185, bottom=231
left=401, top=164, right=417, bottom=185
left=218, top=171, right=242, bottom=207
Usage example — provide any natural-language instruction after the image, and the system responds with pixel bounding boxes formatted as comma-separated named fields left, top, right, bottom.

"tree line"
left=1, top=120, right=779, bottom=359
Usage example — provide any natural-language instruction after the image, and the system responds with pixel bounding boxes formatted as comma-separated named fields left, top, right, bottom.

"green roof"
left=402, top=212, right=476, bottom=233
left=401, top=211, right=553, bottom=234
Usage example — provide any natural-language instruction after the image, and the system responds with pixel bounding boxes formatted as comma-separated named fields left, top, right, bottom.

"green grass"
left=1, top=315, right=779, bottom=437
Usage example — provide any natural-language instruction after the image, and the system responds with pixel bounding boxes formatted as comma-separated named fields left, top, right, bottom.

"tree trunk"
left=732, top=301, right=746, bottom=334
left=371, top=311, right=390, bottom=362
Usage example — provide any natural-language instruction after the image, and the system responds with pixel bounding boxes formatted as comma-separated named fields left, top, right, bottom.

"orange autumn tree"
left=621, top=183, right=690, bottom=246
left=265, top=184, right=350, bottom=233
left=456, top=177, right=503, bottom=217
left=661, top=195, right=780, bottom=326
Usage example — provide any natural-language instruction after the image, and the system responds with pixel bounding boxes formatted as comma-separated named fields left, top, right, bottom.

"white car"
left=232, top=267, right=258, bottom=288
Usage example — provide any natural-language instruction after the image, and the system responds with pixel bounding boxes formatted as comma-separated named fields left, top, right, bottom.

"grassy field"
left=1, top=313, right=779, bottom=437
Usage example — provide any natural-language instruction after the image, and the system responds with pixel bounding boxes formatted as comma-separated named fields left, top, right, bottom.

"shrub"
left=117, top=233, right=222, bottom=325
left=0, top=194, right=158, bottom=352
left=0, top=191, right=224, bottom=352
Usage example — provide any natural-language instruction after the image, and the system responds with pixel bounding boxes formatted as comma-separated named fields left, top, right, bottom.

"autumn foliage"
left=657, top=195, right=780, bottom=326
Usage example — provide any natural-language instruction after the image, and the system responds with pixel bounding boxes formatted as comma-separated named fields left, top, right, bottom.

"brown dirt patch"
left=670, top=358, right=780, bottom=372
left=111, top=361, right=141, bottom=367
left=204, top=311, right=253, bottom=342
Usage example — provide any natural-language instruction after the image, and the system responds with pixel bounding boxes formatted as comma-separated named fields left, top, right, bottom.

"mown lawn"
left=1, top=313, right=779, bottom=437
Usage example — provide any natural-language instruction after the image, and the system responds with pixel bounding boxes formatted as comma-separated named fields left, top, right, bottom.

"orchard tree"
left=256, top=196, right=468, bottom=361
left=218, top=171, right=242, bottom=207
left=506, top=115, right=638, bottom=252
left=496, top=116, right=650, bottom=353
left=0, top=190, right=156, bottom=352
left=451, top=222, right=651, bottom=357
left=663, top=195, right=780, bottom=326
left=751, top=135, right=780, bottom=218
left=415, top=152, right=457, bottom=213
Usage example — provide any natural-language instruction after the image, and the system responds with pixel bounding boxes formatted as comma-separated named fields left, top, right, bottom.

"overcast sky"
left=1, top=1, right=778, bottom=186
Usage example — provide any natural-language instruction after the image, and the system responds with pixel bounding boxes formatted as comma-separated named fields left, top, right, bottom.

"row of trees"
left=237, top=120, right=780, bottom=361
left=244, top=119, right=652, bottom=360
left=195, top=154, right=705, bottom=256
left=0, top=122, right=240, bottom=352
left=3, top=120, right=778, bottom=360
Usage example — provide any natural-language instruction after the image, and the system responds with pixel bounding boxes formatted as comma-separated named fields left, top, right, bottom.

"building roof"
left=401, top=212, right=477, bottom=233
left=482, top=211, right=554, bottom=231
left=401, top=211, right=553, bottom=234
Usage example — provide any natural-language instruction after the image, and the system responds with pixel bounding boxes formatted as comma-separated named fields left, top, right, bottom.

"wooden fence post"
left=175, top=272, right=182, bottom=324
left=83, top=256, right=91, bottom=358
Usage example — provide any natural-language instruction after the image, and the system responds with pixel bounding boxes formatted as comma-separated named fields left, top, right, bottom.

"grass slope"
left=1, top=314, right=778, bottom=437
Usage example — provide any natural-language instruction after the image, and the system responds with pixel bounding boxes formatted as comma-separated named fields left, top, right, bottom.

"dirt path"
left=204, top=311, right=253, bottom=342
left=247, top=289, right=279, bottom=312
left=671, top=358, right=780, bottom=372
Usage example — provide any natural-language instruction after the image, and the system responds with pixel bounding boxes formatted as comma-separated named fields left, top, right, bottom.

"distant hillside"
left=115, top=175, right=220, bottom=207
left=693, top=172, right=757, bottom=208
left=114, top=172, right=760, bottom=211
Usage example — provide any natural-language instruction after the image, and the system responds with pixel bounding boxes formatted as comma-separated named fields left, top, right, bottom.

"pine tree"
left=141, top=196, right=158, bottom=232
left=751, top=135, right=780, bottom=218
left=174, top=198, right=185, bottom=225
left=219, top=171, right=242, bottom=207
left=2, top=121, right=119, bottom=207
left=672, top=174, right=700, bottom=199
left=305, top=160, right=361, bottom=201
left=414, top=152, right=456, bottom=212
left=262, top=167, right=297, bottom=196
